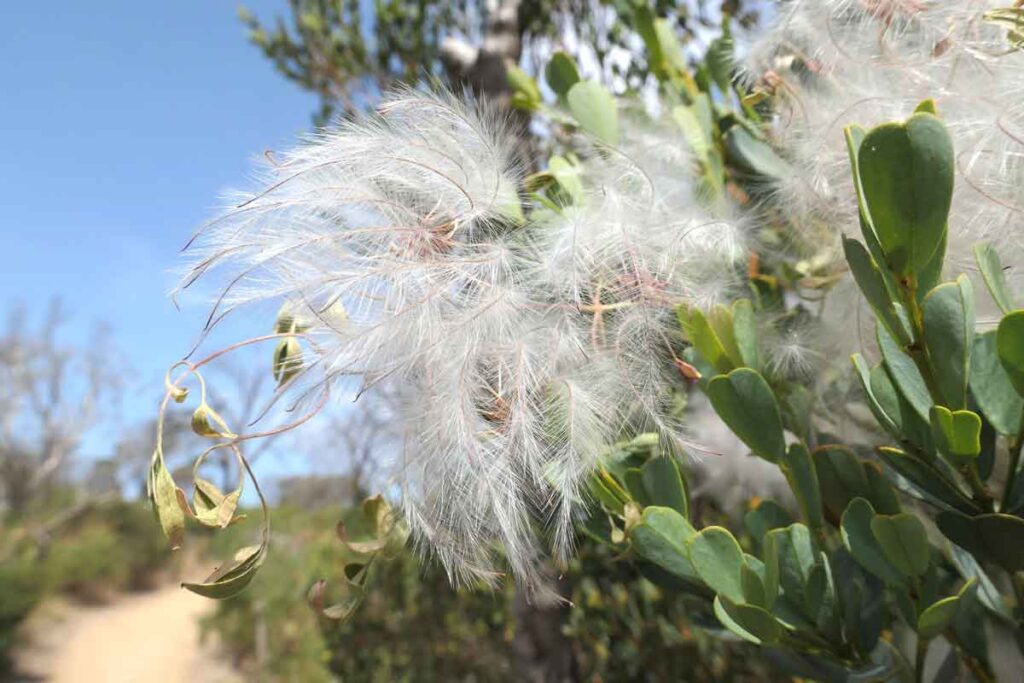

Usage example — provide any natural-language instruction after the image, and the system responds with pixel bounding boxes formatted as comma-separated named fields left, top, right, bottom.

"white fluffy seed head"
left=182, top=87, right=746, bottom=593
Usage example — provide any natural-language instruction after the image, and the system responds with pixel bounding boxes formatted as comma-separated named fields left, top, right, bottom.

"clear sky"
left=0, top=2, right=322, bottom=474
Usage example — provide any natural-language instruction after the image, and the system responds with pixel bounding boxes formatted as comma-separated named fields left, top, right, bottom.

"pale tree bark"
left=0, top=301, right=113, bottom=517
left=441, top=0, right=524, bottom=105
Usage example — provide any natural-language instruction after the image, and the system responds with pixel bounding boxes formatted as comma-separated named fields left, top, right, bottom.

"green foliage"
left=0, top=501, right=173, bottom=672
left=584, top=101, right=1024, bottom=681
left=0, top=552, right=44, bottom=674
left=158, top=7, right=1024, bottom=681
left=706, top=368, right=785, bottom=463
left=200, top=503, right=780, bottom=681
left=856, top=110, right=954, bottom=276
left=566, top=80, right=619, bottom=145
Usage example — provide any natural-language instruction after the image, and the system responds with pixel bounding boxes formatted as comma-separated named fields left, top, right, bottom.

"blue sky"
left=0, top=2, right=323, bottom=470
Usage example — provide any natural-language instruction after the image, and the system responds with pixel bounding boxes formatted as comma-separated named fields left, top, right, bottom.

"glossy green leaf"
left=682, top=306, right=734, bottom=374
left=845, top=125, right=893, bottom=274
left=705, top=27, right=734, bottom=92
left=917, top=578, right=977, bottom=640
left=937, top=511, right=1024, bottom=573
left=781, top=442, right=823, bottom=532
left=713, top=596, right=782, bottom=645
left=974, top=243, right=1016, bottom=314
left=877, top=448, right=979, bottom=515
left=507, top=65, right=541, bottom=111
left=741, top=561, right=767, bottom=607
left=840, top=498, right=904, bottom=585
left=764, top=524, right=815, bottom=603
left=546, top=155, right=585, bottom=203
left=706, top=368, right=786, bottom=463
left=744, top=500, right=793, bottom=545
left=724, top=125, right=790, bottom=180
left=922, top=276, right=975, bottom=408
left=730, top=299, right=759, bottom=369
left=863, top=461, right=902, bottom=515
left=870, top=513, right=930, bottom=578
left=844, top=238, right=911, bottom=344
left=544, top=51, right=579, bottom=97
left=641, top=456, right=688, bottom=517
left=929, top=406, right=982, bottom=463
left=628, top=506, right=699, bottom=582
left=813, top=445, right=869, bottom=522
left=877, top=324, right=932, bottom=421
left=997, top=310, right=1024, bottom=397
left=622, top=468, right=649, bottom=506
left=857, top=112, right=954, bottom=275
left=688, top=526, right=746, bottom=602
left=673, top=104, right=712, bottom=162
left=708, top=305, right=743, bottom=368
left=851, top=354, right=900, bottom=435
left=588, top=469, right=628, bottom=515
left=970, top=331, right=1024, bottom=435
left=566, top=80, right=618, bottom=145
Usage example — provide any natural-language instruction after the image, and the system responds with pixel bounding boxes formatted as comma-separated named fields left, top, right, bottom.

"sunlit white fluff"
left=744, top=0, right=1024, bottom=299
left=180, top=88, right=746, bottom=592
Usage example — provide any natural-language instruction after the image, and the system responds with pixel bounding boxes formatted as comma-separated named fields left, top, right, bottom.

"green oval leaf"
left=974, top=243, right=1016, bottom=314
left=938, top=512, right=1024, bottom=573
left=929, top=406, right=982, bottom=464
left=723, top=126, right=790, bottom=180
left=970, top=331, right=1024, bottom=435
left=813, top=445, right=870, bottom=522
left=628, top=506, right=699, bottom=582
left=706, top=368, right=786, bottom=463
left=566, top=80, right=618, bottom=145
left=641, top=456, right=689, bottom=517
left=844, top=238, right=911, bottom=345
left=713, top=595, right=782, bottom=645
left=857, top=112, right=954, bottom=275
left=840, top=498, right=904, bottom=585
left=687, top=526, right=746, bottom=602
left=870, top=513, right=930, bottom=578
left=782, top=442, right=823, bottom=532
left=544, top=51, right=579, bottom=97
left=917, top=579, right=976, bottom=641
left=877, top=324, right=933, bottom=421
left=997, top=310, right=1024, bottom=397
left=923, top=276, right=975, bottom=408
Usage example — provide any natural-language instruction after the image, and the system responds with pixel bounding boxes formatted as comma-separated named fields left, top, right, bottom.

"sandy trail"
left=19, top=586, right=241, bottom=683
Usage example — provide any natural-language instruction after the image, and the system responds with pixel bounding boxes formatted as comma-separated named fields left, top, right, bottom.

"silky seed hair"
left=179, top=86, right=748, bottom=591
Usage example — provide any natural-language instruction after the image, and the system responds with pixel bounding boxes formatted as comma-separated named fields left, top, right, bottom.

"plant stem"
left=901, top=279, right=946, bottom=407
left=961, top=464, right=996, bottom=513
left=946, top=627, right=996, bottom=683
left=914, top=638, right=930, bottom=683
left=1001, top=417, right=1024, bottom=511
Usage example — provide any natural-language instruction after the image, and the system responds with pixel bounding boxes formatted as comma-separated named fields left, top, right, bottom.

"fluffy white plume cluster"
left=182, top=89, right=745, bottom=591
left=747, top=0, right=1024, bottom=297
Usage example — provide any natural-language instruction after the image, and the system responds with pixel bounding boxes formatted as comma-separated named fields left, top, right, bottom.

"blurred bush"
left=197, top=503, right=781, bottom=682
left=0, top=499, right=173, bottom=672
left=0, top=548, right=45, bottom=674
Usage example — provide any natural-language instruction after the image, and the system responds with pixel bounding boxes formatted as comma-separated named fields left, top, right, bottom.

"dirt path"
left=17, top=586, right=242, bottom=683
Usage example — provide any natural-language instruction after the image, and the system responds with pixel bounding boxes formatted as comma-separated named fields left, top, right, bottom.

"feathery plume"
left=180, top=87, right=746, bottom=592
